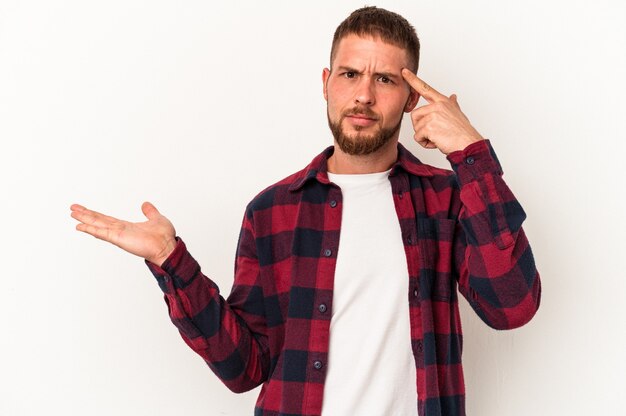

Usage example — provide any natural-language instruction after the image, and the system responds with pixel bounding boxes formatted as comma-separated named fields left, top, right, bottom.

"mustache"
left=343, top=106, right=379, bottom=120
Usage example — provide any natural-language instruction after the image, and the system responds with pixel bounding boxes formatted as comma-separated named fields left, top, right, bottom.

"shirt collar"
left=288, top=142, right=435, bottom=192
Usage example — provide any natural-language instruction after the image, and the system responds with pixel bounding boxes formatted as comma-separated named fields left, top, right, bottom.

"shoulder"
left=244, top=146, right=334, bottom=216
left=244, top=166, right=311, bottom=217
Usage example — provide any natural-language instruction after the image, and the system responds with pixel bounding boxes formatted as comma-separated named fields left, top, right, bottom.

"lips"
left=348, top=114, right=376, bottom=120
left=345, top=114, right=378, bottom=127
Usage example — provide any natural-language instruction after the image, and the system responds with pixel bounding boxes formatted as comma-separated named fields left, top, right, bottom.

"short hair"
left=330, top=6, right=420, bottom=72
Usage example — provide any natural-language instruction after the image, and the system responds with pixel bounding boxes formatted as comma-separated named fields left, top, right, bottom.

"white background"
left=1, top=1, right=624, bottom=415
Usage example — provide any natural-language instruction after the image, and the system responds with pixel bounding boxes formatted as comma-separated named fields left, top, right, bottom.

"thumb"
left=141, top=201, right=160, bottom=220
left=449, top=94, right=460, bottom=108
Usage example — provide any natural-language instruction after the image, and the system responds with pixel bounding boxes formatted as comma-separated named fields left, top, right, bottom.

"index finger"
left=401, top=68, right=446, bottom=103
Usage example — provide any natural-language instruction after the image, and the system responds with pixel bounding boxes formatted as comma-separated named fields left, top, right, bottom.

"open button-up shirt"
left=147, top=140, right=541, bottom=416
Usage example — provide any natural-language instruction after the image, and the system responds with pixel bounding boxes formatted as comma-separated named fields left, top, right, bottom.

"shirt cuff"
left=145, top=237, right=198, bottom=294
left=446, top=139, right=503, bottom=185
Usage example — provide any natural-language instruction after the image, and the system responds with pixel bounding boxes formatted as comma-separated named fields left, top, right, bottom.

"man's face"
left=323, top=34, right=419, bottom=156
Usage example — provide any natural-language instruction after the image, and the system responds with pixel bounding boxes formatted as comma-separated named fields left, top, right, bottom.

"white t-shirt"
left=321, top=170, right=418, bottom=416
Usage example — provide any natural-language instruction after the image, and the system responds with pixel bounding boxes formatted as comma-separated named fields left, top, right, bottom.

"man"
left=71, top=6, right=540, bottom=416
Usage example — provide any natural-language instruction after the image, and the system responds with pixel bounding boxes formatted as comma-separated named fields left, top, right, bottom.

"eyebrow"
left=335, top=66, right=401, bottom=81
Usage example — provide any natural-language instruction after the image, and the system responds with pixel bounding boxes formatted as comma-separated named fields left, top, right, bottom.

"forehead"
left=332, top=34, right=410, bottom=70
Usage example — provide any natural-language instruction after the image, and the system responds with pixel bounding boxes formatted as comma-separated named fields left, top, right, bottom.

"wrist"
left=452, top=135, right=483, bottom=154
left=149, top=238, right=177, bottom=267
left=441, top=135, right=482, bottom=155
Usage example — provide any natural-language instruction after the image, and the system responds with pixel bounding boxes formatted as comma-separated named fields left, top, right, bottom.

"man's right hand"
left=70, top=202, right=177, bottom=267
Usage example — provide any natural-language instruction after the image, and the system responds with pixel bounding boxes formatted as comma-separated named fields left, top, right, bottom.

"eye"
left=377, top=75, right=392, bottom=84
left=343, top=71, right=356, bottom=79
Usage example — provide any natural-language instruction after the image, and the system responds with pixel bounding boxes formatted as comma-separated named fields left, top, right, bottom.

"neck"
left=327, top=138, right=399, bottom=174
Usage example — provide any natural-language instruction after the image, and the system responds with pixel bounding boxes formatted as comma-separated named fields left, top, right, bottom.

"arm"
left=70, top=203, right=270, bottom=391
left=447, top=141, right=541, bottom=329
left=400, top=70, right=541, bottom=329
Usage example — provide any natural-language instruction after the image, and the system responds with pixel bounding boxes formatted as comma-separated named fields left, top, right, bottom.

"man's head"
left=323, top=7, right=421, bottom=156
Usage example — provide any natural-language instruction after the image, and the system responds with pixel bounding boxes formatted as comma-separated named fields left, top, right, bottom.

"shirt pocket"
left=417, top=218, right=457, bottom=301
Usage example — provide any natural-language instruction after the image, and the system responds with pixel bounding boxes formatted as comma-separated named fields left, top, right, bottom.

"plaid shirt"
left=147, top=140, right=541, bottom=416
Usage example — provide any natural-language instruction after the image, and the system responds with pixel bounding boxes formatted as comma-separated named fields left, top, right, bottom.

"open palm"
left=70, top=202, right=177, bottom=266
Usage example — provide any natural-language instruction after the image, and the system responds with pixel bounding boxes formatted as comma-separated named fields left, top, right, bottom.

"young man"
left=71, top=7, right=541, bottom=416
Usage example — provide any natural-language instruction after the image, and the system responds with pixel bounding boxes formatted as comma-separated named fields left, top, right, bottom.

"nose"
left=354, top=78, right=375, bottom=106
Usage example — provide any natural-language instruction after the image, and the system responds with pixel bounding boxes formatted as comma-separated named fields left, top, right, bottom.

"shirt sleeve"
left=145, top=210, right=270, bottom=392
left=446, top=140, right=541, bottom=329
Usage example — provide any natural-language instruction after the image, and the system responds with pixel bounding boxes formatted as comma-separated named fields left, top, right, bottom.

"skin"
left=401, top=67, right=484, bottom=155
left=71, top=34, right=484, bottom=266
left=70, top=202, right=176, bottom=266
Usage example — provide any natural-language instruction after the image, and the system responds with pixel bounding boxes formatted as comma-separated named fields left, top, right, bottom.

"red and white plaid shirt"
left=147, top=140, right=541, bottom=416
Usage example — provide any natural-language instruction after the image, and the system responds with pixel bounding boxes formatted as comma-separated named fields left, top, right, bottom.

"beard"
left=327, top=106, right=402, bottom=156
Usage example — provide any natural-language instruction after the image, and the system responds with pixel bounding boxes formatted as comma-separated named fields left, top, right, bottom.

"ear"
left=322, top=68, right=330, bottom=101
left=404, top=88, right=420, bottom=113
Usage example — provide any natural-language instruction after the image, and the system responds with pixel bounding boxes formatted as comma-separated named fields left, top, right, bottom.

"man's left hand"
left=401, top=68, right=484, bottom=155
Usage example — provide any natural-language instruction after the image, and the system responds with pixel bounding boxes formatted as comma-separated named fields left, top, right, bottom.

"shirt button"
left=318, top=303, right=327, bottom=313
left=324, top=249, right=332, bottom=257
left=465, top=156, right=475, bottom=165
left=407, top=236, right=413, bottom=245
left=398, top=193, right=404, bottom=199
left=329, top=200, right=337, bottom=208
left=163, top=276, right=169, bottom=283
left=413, top=288, right=419, bottom=297
left=313, top=360, right=323, bottom=370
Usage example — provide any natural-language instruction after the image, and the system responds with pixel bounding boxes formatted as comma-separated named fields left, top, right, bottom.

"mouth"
left=345, top=114, right=378, bottom=127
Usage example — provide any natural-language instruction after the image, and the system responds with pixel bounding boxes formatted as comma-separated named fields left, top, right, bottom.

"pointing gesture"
left=401, top=68, right=484, bottom=155
left=70, top=202, right=177, bottom=267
